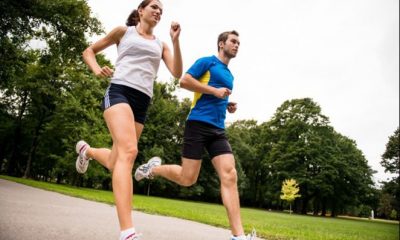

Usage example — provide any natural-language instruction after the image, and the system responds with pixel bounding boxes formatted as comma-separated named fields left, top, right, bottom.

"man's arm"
left=180, top=73, right=231, bottom=99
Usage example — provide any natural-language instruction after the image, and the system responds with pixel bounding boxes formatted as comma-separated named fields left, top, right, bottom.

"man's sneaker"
left=247, top=228, right=257, bottom=240
left=134, top=156, right=162, bottom=181
left=75, top=140, right=91, bottom=174
left=231, top=228, right=257, bottom=240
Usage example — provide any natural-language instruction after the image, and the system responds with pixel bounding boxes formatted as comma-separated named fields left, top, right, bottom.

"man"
left=135, top=30, right=256, bottom=240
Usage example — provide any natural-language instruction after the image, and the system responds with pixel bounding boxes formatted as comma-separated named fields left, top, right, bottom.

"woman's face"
left=139, top=0, right=163, bottom=25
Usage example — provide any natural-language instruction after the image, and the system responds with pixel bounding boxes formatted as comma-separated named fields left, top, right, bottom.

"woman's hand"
left=170, top=21, right=181, bottom=42
left=94, top=66, right=114, bottom=78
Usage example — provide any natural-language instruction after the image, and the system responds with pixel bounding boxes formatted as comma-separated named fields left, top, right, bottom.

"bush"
left=389, top=209, right=397, bottom=220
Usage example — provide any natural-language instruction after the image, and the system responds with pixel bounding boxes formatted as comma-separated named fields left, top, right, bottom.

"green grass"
left=1, top=175, right=398, bottom=240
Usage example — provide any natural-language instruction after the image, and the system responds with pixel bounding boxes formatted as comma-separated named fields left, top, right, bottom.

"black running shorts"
left=101, top=83, right=151, bottom=124
left=182, top=120, right=233, bottom=160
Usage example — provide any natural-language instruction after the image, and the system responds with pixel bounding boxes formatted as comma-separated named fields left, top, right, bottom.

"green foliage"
left=2, top=176, right=399, bottom=240
left=389, top=209, right=397, bottom=220
left=380, top=127, right=400, bottom=220
left=0, top=1, right=385, bottom=220
left=226, top=120, right=262, bottom=204
left=0, top=0, right=106, bottom=183
left=280, top=178, right=301, bottom=214
left=280, top=178, right=301, bottom=202
left=381, top=127, right=399, bottom=175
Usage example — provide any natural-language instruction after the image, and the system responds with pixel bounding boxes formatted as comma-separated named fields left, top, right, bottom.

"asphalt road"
left=0, top=179, right=262, bottom=240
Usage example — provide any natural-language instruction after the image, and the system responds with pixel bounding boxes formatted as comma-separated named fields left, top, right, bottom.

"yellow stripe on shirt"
left=190, top=70, right=211, bottom=109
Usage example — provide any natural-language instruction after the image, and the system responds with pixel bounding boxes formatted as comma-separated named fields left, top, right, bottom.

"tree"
left=0, top=0, right=103, bottom=177
left=134, top=80, right=192, bottom=198
left=260, top=98, right=374, bottom=216
left=380, top=127, right=399, bottom=219
left=280, top=178, right=301, bottom=214
left=226, top=120, right=263, bottom=206
left=381, top=127, right=399, bottom=175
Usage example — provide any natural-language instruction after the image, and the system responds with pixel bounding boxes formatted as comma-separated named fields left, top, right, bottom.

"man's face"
left=222, top=34, right=240, bottom=58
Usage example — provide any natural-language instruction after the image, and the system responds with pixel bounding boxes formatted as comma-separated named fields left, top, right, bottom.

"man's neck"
left=217, top=52, right=231, bottom=65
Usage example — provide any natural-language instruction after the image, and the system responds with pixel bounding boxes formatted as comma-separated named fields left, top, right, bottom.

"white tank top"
left=111, top=26, right=163, bottom=98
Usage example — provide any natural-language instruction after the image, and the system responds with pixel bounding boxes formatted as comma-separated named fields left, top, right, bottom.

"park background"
left=0, top=0, right=398, bottom=235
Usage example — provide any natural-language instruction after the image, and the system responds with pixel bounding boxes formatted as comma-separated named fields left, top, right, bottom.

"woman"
left=77, top=1, right=182, bottom=239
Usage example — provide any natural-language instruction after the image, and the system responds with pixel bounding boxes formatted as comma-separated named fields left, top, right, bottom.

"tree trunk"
left=23, top=118, right=43, bottom=178
left=8, top=91, right=28, bottom=176
left=0, top=138, right=6, bottom=172
left=147, top=182, right=151, bottom=196
left=313, top=197, right=320, bottom=215
left=301, top=198, right=308, bottom=214
left=331, top=201, right=337, bottom=217
left=321, top=198, right=327, bottom=216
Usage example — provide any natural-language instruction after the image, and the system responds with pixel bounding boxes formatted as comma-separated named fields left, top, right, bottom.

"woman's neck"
left=136, top=22, right=154, bottom=39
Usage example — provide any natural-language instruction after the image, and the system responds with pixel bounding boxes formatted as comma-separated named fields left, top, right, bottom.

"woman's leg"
left=85, top=120, right=143, bottom=171
left=103, top=103, right=143, bottom=230
left=85, top=147, right=112, bottom=170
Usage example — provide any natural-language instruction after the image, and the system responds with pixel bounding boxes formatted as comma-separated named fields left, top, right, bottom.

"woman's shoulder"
left=106, top=26, right=129, bottom=43
left=110, top=26, right=129, bottom=36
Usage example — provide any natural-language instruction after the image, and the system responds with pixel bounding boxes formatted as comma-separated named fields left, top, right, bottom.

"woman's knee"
left=116, top=143, right=138, bottom=164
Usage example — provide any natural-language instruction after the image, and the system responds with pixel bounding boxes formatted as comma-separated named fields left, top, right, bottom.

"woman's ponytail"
left=126, top=9, right=140, bottom=26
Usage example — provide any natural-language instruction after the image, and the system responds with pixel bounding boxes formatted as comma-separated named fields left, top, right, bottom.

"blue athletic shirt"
left=186, top=55, right=234, bottom=129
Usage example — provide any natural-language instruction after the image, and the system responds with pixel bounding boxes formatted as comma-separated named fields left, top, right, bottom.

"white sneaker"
left=124, top=233, right=142, bottom=240
left=75, top=140, right=91, bottom=174
left=134, top=156, right=162, bottom=181
left=247, top=228, right=257, bottom=240
left=231, top=229, right=257, bottom=240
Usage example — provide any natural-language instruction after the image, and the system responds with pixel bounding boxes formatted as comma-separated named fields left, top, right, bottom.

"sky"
left=86, top=0, right=399, bottom=184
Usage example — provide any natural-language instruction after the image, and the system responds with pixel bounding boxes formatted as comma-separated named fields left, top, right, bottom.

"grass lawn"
left=1, top=175, right=398, bottom=240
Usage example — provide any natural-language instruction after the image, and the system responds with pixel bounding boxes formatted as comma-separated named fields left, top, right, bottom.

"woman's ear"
left=138, top=7, right=143, bottom=17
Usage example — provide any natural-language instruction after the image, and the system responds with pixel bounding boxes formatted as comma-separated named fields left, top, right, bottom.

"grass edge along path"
left=1, top=175, right=398, bottom=240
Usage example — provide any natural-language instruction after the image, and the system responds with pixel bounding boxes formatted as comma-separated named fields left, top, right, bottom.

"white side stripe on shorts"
left=104, top=85, right=111, bottom=109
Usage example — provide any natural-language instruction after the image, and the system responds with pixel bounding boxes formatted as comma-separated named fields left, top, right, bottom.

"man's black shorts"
left=182, top=120, right=233, bottom=160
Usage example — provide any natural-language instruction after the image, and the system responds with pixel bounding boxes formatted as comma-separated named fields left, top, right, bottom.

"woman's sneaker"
left=124, top=233, right=142, bottom=240
left=75, top=140, right=91, bottom=174
left=134, top=157, right=162, bottom=181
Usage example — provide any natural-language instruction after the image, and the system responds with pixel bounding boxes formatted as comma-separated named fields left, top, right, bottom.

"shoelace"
left=125, top=232, right=143, bottom=240
left=78, top=145, right=88, bottom=163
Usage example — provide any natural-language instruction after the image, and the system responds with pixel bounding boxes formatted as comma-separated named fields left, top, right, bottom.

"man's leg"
left=212, top=154, right=244, bottom=236
left=150, top=158, right=202, bottom=187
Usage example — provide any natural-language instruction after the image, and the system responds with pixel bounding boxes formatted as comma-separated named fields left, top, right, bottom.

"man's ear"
left=218, top=41, right=224, bottom=50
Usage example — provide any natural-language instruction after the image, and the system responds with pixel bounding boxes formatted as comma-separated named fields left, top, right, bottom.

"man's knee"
left=221, top=168, right=238, bottom=186
left=180, top=175, right=198, bottom=187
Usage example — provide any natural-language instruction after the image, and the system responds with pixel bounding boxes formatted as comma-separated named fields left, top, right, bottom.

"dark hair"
left=217, top=30, right=239, bottom=51
left=126, top=0, right=160, bottom=26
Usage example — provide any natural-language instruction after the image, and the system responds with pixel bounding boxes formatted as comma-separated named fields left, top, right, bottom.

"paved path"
left=0, top=179, right=262, bottom=240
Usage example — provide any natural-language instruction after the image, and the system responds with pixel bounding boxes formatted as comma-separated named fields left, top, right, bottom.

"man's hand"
left=213, top=87, right=231, bottom=99
left=227, top=102, right=237, bottom=113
